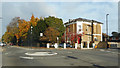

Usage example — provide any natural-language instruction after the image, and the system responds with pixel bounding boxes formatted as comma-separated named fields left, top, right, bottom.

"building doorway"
left=83, top=42, right=87, bottom=48
left=78, top=36, right=81, bottom=44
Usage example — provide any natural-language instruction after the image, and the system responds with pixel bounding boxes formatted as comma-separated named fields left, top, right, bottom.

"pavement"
left=1, top=45, right=119, bottom=67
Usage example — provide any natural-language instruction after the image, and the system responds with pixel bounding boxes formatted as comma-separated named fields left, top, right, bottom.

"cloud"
left=1, top=2, right=118, bottom=38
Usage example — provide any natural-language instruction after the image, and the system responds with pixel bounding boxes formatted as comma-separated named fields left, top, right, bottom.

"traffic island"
left=25, top=52, right=57, bottom=56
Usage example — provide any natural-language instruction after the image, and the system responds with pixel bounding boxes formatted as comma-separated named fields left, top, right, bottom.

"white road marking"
left=25, top=52, right=57, bottom=56
left=100, top=49, right=104, bottom=51
left=112, top=52, right=115, bottom=53
left=106, top=51, right=110, bottom=52
left=61, top=56, right=65, bottom=57
left=68, top=52, right=72, bottom=53
left=19, top=56, right=34, bottom=59
left=5, top=53, right=8, bottom=55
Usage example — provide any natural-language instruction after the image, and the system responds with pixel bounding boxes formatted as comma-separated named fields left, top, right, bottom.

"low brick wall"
left=108, top=42, right=120, bottom=48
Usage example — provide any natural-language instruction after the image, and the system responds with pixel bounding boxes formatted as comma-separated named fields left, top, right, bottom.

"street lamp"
left=31, top=25, right=33, bottom=49
left=106, top=14, right=109, bottom=41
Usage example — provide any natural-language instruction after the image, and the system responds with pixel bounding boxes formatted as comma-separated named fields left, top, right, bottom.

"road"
left=1, top=46, right=119, bottom=67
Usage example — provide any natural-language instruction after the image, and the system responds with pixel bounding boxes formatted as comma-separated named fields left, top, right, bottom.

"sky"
left=0, top=0, right=119, bottom=38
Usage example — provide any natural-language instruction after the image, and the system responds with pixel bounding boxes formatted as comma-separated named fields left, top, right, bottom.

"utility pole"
left=106, top=14, right=109, bottom=41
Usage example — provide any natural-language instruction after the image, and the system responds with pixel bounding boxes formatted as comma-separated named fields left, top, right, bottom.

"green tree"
left=32, top=19, right=47, bottom=41
left=44, top=16, right=65, bottom=38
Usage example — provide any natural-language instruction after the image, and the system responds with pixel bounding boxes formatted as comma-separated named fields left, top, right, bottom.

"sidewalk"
left=11, top=45, right=81, bottom=50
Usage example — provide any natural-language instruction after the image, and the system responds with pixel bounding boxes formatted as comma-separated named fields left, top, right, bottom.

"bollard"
left=81, top=43, right=83, bottom=49
left=75, top=43, right=77, bottom=49
left=93, top=43, right=95, bottom=48
left=64, top=43, right=66, bottom=49
left=87, top=41, right=89, bottom=49
left=54, top=43, right=58, bottom=48
left=47, top=43, right=49, bottom=48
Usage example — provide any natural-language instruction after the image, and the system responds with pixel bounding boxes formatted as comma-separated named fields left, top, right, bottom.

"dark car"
left=66, top=44, right=73, bottom=48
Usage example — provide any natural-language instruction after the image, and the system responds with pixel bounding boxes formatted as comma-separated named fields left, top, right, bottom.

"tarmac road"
left=1, top=46, right=119, bottom=67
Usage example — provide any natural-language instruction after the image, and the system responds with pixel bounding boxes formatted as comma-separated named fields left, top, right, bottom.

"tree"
left=32, top=19, right=47, bottom=41
left=2, top=17, right=20, bottom=44
left=44, top=27, right=60, bottom=43
left=29, top=14, right=39, bottom=27
left=44, top=16, right=65, bottom=38
left=17, top=19, right=31, bottom=45
left=7, top=17, right=20, bottom=34
left=2, top=32, right=14, bottom=43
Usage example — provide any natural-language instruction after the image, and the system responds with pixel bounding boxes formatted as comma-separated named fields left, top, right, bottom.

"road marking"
left=106, top=51, right=110, bottom=52
left=20, top=56, right=34, bottom=59
left=100, top=49, right=104, bottom=51
left=61, top=56, right=65, bottom=57
left=5, top=53, right=8, bottom=55
left=68, top=52, right=72, bottom=53
left=25, top=52, right=57, bottom=56
left=112, top=52, right=115, bottom=53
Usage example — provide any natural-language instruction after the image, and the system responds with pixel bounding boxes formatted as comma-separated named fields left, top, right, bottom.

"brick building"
left=64, top=18, right=103, bottom=49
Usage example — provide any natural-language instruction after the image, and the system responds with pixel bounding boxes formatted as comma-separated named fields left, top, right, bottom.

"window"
left=78, top=25, right=81, bottom=28
left=112, top=37, right=116, bottom=40
left=94, top=37, right=98, bottom=41
left=86, top=26, right=88, bottom=31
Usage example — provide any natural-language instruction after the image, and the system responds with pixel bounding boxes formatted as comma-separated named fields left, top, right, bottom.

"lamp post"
left=106, top=14, right=109, bottom=41
left=31, top=25, right=33, bottom=49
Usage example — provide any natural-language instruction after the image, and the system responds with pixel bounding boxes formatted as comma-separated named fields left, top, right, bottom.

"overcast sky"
left=0, top=1, right=118, bottom=38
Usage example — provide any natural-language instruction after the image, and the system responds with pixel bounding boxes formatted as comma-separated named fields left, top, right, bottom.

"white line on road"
left=5, top=53, right=8, bottom=55
left=67, top=52, right=72, bottom=53
left=100, top=49, right=105, bottom=51
left=19, top=56, right=34, bottom=59
left=106, top=51, right=111, bottom=52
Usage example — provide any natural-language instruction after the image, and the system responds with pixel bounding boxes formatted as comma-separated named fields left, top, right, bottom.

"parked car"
left=9, top=43, right=13, bottom=46
left=58, top=43, right=73, bottom=48
left=0, top=42, right=6, bottom=47
left=0, top=42, right=4, bottom=47
left=58, top=43, right=64, bottom=47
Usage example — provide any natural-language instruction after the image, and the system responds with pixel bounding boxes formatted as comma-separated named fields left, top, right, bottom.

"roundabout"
left=25, top=52, right=57, bottom=56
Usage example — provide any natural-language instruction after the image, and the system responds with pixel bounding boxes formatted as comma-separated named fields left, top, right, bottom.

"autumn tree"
left=2, top=32, right=14, bottom=43
left=29, top=14, right=39, bottom=27
left=2, top=17, right=20, bottom=44
left=17, top=19, right=31, bottom=45
left=44, top=27, right=60, bottom=43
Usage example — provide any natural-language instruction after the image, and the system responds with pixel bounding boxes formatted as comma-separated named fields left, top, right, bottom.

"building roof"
left=64, top=18, right=103, bottom=25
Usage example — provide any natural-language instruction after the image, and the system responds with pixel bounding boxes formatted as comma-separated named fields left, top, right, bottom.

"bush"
left=97, top=41, right=109, bottom=49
